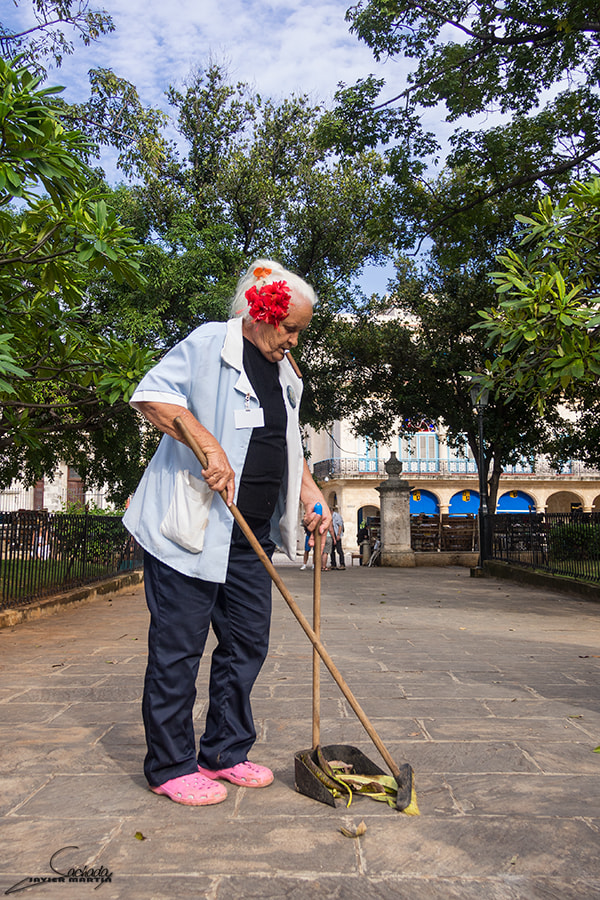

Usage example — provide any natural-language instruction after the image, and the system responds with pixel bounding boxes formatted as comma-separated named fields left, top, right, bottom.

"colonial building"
left=306, top=420, right=600, bottom=554
left=0, top=464, right=110, bottom=512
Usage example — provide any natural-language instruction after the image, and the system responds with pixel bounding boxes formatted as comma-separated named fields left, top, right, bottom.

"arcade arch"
left=546, top=490, right=583, bottom=513
left=357, top=504, right=379, bottom=532
left=449, top=489, right=479, bottom=516
left=409, top=488, right=440, bottom=516
left=496, top=490, right=536, bottom=513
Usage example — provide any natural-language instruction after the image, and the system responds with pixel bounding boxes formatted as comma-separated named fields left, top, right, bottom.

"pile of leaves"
left=301, top=746, right=404, bottom=809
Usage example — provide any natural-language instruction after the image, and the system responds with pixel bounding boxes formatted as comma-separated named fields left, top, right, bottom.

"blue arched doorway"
left=409, top=489, right=439, bottom=516
left=496, top=490, right=536, bottom=513
left=449, top=489, right=480, bottom=516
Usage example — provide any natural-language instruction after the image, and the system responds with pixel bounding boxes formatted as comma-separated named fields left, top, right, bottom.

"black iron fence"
left=0, top=510, right=143, bottom=610
left=487, top=512, right=600, bottom=584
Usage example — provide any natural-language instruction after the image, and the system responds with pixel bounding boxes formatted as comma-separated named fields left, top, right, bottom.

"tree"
left=321, top=258, right=557, bottom=512
left=0, top=0, right=114, bottom=71
left=342, top=0, right=600, bottom=245
left=70, top=65, right=405, bottom=470
left=1, top=2, right=172, bottom=181
left=476, top=178, right=600, bottom=405
left=307, top=2, right=600, bottom=495
left=0, top=24, right=397, bottom=495
left=0, top=56, right=156, bottom=500
left=165, top=66, right=393, bottom=289
left=473, top=177, right=600, bottom=467
left=86, top=66, right=394, bottom=353
left=0, top=3, right=183, bottom=500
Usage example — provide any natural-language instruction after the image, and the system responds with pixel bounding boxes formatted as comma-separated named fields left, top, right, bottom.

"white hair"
left=229, top=258, right=318, bottom=320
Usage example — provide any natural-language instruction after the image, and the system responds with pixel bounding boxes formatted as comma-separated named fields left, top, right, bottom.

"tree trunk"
left=487, top=456, right=502, bottom=514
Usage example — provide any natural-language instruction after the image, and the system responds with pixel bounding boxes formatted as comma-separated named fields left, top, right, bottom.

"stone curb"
left=481, top=558, right=600, bottom=602
left=0, top=569, right=144, bottom=629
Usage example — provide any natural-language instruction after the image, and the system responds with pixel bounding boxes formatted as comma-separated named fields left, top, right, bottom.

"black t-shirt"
left=236, top=338, right=287, bottom=523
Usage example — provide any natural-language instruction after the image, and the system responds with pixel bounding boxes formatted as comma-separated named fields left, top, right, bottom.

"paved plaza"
left=1, top=560, right=599, bottom=898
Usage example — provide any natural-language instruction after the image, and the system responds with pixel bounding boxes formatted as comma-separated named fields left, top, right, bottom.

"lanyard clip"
left=244, top=392, right=251, bottom=411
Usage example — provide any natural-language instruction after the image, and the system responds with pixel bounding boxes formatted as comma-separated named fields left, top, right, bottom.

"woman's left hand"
left=300, top=461, right=331, bottom=540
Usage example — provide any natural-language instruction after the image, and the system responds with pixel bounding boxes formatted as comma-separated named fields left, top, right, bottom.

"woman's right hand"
left=201, top=443, right=235, bottom=506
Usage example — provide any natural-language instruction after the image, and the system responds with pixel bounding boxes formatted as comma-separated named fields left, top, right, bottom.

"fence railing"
left=0, top=486, right=112, bottom=513
left=487, top=512, right=600, bottom=584
left=0, top=511, right=143, bottom=610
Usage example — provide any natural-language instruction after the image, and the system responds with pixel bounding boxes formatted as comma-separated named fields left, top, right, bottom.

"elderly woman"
left=123, top=260, right=330, bottom=807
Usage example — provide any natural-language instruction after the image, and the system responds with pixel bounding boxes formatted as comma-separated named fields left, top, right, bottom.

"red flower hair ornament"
left=245, top=278, right=291, bottom=328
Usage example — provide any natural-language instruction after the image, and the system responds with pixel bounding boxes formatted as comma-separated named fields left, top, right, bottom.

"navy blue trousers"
left=142, top=521, right=274, bottom=787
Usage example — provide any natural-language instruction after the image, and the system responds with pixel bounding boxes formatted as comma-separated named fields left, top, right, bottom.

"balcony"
left=311, top=457, right=600, bottom=481
left=313, top=458, right=386, bottom=479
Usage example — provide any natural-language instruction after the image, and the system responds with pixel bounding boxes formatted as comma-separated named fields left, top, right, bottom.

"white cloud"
left=26, top=0, right=386, bottom=112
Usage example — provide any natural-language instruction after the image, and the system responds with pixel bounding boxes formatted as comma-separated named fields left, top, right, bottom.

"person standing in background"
left=331, top=507, right=345, bottom=569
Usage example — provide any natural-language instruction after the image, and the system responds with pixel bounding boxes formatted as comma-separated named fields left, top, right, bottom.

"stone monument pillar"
left=376, top=452, right=416, bottom=567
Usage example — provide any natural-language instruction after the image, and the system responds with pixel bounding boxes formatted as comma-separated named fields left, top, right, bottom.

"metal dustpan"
left=294, top=743, right=387, bottom=808
left=294, top=742, right=415, bottom=811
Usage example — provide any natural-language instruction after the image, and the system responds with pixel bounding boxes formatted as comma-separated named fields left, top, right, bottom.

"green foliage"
left=342, top=1, right=600, bottom=243
left=548, top=523, right=600, bottom=563
left=0, top=56, right=156, bottom=496
left=348, top=0, right=599, bottom=117
left=58, top=497, right=124, bottom=515
left=323, top=255, right=558, bottom=511
left=88, top=65, right=394, bottom=352
left=78, top=67, right=396, bottom=476
left=474, top=178, right=600, bottom=410
left=331, top=1, right=600, bottom=477
left=164, top=66, right=393, bottom=284
left=1, top=4, right=172, bottom=182
left=0, top=45, right=395, bottom=496
left=0, top=0, right=115, bottom=71
left=65, top=67, right=173, bottom=179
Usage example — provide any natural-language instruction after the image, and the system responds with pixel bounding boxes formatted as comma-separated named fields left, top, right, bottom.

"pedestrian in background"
left=331, top=506, right=345, bottom=569
left=322, top=525, right=334, bottom=571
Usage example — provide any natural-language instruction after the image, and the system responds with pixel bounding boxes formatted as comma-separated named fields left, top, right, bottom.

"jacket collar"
left=221, top=318, right=253, bottom=397
left=221, top=317, right=244, bottom=371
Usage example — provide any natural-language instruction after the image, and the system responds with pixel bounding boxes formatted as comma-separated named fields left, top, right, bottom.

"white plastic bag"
left=160, top=469, right=214, bottom=553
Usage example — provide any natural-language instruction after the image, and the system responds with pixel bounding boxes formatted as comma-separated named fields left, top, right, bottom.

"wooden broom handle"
left=312, top=523, right=322, bottom=749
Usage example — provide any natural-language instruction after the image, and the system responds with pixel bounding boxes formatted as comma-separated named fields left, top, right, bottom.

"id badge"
left=235, top=407, right=265, bottom=429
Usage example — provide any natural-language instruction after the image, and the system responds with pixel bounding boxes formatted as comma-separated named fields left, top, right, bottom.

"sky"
left=7, top=0, right=407, bottom=125
left=5, top=0, right=423, bottom=292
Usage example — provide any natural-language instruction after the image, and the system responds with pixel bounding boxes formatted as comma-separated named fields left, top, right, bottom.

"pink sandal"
left=197, top=760, right=273, bottom=788
left=150, top=771, right=227, bottom=806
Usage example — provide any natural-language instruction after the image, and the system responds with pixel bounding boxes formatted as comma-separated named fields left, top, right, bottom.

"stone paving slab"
left=1, top=565, right=600, bottom=898
left=422, top=715, right=586, bottom=741
left=445, top=772, right=600, bottom=817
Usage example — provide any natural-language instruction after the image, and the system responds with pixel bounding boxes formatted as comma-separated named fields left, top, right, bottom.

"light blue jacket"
left=123, top=318, right=304, bottom=582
